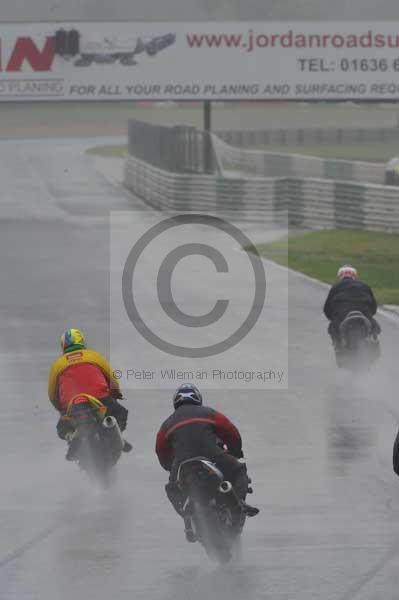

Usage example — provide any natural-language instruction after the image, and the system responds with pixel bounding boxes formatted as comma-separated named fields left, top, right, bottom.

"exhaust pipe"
left=102, top=415, right=124, bottom=455
left=218, top=480, right=233, bottom=494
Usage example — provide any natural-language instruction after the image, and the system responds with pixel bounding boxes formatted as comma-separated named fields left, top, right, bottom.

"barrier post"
left=203, top=100, right=213, bottom=174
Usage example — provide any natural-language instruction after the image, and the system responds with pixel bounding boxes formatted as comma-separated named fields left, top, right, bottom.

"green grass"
left=256, top=229, right=399, bottom=305
left=0, top=101, right=144, bottom=124
left=86, top=144, right=127, bottom=157
left=259, top=142, right=399, bottom=163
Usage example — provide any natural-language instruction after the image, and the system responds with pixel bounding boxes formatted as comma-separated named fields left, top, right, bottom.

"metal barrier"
left=127, top=120, right=219, bottom=174
left=218, top=126, right=399, bottom=148
left=128, top=119, right=388, bottom=184
left=210, top=133, right=385, bottom=184
left=125, top=120, right=399, bottom=231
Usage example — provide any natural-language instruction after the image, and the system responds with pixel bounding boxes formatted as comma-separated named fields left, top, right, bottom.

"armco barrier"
left=127, top=119, right=388, bottom=184
left=124, top=155, right=276, bottom=223
left=124, top=154, right=399, bottom=232
left=211, top=133, right=386, bottom=184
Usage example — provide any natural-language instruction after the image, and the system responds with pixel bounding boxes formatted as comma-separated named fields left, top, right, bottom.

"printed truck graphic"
left=55, top=29, right=176, bottom=66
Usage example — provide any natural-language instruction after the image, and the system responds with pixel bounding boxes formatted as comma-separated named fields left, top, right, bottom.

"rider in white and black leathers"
left=323, top=265, right=380, bottom=347
left=155, top=384, right=259, bottom=540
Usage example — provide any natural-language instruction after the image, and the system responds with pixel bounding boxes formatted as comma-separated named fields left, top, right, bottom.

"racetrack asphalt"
left=1, top=136, right=399, bottom=599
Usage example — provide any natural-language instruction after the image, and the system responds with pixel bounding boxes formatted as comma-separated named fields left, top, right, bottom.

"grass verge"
left=255, top=229, right=399, bottom=305
left=86, top=144, right=127, bottom=158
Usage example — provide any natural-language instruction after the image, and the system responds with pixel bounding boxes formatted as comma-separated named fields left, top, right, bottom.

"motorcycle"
left=176, top=457, right=248, bottom=564
left=335, top=310, right=380, bottom=370
left=66, top=394, right=125, bottom=487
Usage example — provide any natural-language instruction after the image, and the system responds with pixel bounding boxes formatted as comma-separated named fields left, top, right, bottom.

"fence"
left=127, top=119, right=219, bottom=174
left=211, top=134, right=386, bottom=184
left=124, top=120, right=399, bottom=231
left=217, top=126, right=399, bottom=148
left=127, top=120, right=389, bottom=185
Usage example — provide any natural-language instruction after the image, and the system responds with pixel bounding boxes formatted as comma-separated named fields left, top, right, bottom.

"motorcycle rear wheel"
left=193, top=501, right=235, bottom=564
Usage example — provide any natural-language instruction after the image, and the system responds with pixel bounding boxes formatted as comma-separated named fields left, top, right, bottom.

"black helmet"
left=173, top=383, right=203, bottom=410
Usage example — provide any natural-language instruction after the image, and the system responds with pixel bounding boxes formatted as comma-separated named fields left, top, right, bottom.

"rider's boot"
left=65, top=433, right=80, bottom=461
left=184, top=514, right=196, bottom=542
left=122, top=440, right=133, bottom=452
left=242, top=502, right=259, bottom=517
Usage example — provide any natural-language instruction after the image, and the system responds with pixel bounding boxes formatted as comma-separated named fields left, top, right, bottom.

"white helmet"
left=337, top=265, right=358, bottom=280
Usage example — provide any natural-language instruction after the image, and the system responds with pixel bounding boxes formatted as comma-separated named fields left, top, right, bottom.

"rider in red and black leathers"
left=156, top=383, right=258, bottom=529
left=157, top=403, right=244, bottom=481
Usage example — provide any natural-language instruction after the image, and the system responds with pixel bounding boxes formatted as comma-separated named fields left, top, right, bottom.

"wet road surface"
left=1, top=138, right=399, bottom=599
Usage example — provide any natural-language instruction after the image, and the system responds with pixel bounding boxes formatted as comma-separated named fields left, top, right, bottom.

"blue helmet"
left=173, top=383, right=203, bottom=410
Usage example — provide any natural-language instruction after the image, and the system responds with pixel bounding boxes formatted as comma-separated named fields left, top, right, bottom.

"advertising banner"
left=1, top=22, right=399, bottom=101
